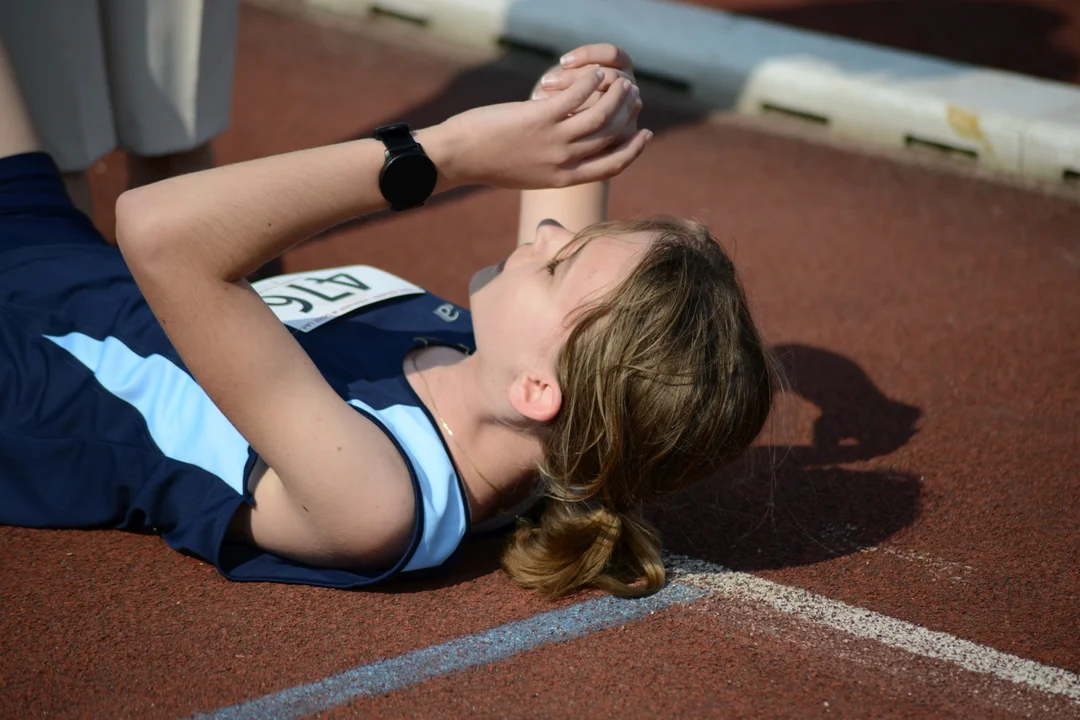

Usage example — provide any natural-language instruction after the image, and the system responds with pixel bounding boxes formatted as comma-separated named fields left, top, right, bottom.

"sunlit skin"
left=205, top=46, right=647, bottom=567
left=404, top=220, right=653, bottom=518
left=1, top=32, right=661, bottom=576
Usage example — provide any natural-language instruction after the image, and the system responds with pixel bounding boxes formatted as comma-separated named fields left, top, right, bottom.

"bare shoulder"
left=231, top=419, right=417, bottom=570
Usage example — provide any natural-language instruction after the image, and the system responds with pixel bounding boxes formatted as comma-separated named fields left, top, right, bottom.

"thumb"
left=547, top=69, right=603, bottom=116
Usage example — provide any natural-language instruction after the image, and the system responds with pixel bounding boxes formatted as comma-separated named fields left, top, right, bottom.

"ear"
left=508, top=369, right=562, bottom=424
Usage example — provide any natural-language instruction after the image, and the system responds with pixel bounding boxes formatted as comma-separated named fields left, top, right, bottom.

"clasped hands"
left=434, top=43, right=649, bottom=190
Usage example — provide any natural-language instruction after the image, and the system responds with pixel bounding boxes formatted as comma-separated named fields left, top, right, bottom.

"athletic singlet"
left=0, top=152, right=476, bottom=588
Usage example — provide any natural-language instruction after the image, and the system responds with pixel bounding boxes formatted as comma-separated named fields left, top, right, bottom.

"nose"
left=535, top=219, right=572, bottom=252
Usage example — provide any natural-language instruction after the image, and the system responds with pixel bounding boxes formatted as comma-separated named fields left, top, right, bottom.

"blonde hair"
left=502, top=217, right=776, bottom=597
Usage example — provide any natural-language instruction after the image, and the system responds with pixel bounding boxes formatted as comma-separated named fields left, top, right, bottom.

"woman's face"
left=468, top=220, right=651, bottom=422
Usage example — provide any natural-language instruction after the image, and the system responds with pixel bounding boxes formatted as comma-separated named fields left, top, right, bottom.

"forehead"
left=559, top=231, right=653, bottom=307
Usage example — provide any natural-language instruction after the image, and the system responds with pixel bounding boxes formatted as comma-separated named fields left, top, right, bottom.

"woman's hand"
left=532, top=44, right=638, bottom=105
left=435, top=69, right=650, bottom=190
left=531, top=44, right=641, bottom=145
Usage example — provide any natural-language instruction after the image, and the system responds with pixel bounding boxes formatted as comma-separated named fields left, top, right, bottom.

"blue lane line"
left=191, top=582, right=706, bottom=720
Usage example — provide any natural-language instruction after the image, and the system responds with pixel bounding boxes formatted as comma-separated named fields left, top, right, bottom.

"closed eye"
left=545, top=237, right=590, bottom=278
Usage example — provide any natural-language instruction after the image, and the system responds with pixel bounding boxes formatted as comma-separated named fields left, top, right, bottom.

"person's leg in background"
left=2, top=1, right=280, bottom=277
left=102, top=0, right=279, bottom=277
left=0, top=0, right=230, bottom=220
left=0, top=1, right=117, bottom=217
left=100, top=0, right=238, bottom=190
left=0, top=42, right=41, bottom=160
left=0, top=34, right=111, bottom=253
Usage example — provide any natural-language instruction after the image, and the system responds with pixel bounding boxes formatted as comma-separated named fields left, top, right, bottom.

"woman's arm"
left=518, top=183, right=610, bottom=244
left=115, top=71, right=649, bottom=567
left=516, top=44, right=640, bottom=244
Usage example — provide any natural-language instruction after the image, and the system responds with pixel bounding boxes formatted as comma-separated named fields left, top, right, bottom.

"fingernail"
left=646, top=130, right=654, bottom=142
left=531, top=90, right=548, bottom=100
left=632, top=84, right=640, bottom=97
left=560, top=53, right=575, bottom=67
left=622, top=78, right=632, bottom=90
left=595, top=69, right=604, bottom=81
left=540, top=73, right=557, bottom=88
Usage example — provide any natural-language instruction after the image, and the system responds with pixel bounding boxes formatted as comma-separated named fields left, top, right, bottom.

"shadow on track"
left=393, top=343, right=923, bottom=594
left=652, top=343, right=923, bottom=571
left=331, top=42, right=924, bottom=589
left=300, top=46, right=709, bottom=243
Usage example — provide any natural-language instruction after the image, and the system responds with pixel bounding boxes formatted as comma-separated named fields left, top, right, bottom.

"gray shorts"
left=0, top=0, right=239, bottom=172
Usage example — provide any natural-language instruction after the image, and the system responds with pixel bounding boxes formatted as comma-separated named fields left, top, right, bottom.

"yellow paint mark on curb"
left=947, top=106, right=994, bottom=155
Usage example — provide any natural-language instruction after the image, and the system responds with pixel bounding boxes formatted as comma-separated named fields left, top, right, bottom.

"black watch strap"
left=374, top=123, right=419, bottom=154
left=373, top=123, right=437, bottom=212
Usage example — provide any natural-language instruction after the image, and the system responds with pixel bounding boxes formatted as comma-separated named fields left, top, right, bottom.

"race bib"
left=252, top=265, right=424, bottom=333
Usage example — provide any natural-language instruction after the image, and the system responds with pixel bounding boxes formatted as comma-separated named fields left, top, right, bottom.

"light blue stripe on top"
left=347, top=399, right=467, bottom=573
left=44, top=332, right=249, bottom=493
left=192, top=582, right=706, bottom=720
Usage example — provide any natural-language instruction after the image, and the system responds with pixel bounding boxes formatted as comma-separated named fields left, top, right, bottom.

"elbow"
left=114, top=187, right=150, bottom=259
left=114, top=187, right=156, bottom=258
left=114, top=186, right=182, bottom=273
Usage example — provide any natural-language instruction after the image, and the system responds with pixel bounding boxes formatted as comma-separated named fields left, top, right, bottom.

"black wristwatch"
left=373, top=123, right=438, bottom=212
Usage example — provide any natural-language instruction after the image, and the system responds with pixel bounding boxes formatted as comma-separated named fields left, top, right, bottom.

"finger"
left=541, top=66, right=631, bottom=93
left=561, top=77, right=635, bottom=142
left=572, top=85, right=641, bottom=157
left=612, top=92, right=644, bottom=141
left=593, top=83, right=643, bottom=139
left=560, top=43, right=633, bottom=71
left=585, top=76, right=640, bottom=115
left=561, top=128, right=653, bottom=187
left=546, top=69, right=605, bottom=118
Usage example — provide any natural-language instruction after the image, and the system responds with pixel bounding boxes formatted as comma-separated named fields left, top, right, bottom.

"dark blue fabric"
left=0, top=152, right=475, bottom=588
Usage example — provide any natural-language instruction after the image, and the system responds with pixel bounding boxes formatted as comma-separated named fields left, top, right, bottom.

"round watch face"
left=380, top=151, right=438, bottom=210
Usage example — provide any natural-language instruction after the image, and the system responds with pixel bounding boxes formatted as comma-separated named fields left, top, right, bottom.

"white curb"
left=303, top=0, right=1080, bottom=183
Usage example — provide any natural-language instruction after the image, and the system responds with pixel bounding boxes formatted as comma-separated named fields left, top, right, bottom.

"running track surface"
left=1, top=3, right=1078, bottom=718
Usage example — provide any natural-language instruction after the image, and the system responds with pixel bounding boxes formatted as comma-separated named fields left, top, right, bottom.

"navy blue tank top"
left=0, top=152, right=475, bottom=588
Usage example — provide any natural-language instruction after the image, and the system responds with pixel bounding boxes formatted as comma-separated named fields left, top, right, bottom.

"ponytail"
left=501, top=499, right=664, bottom=598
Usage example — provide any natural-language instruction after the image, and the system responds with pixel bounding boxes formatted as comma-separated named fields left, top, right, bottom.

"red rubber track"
left=684, top=0, right=1080, bottom=85
left=341, top=600, right=1080, bottom=718
left=1, top=3, right=1078, bottom=718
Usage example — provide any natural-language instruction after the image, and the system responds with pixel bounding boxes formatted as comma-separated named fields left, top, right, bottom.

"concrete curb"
left=303, top=0, right=1080, bottom=184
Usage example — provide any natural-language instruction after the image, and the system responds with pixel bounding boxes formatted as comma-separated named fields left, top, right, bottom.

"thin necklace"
left=410, top=354, right=504, bottom=509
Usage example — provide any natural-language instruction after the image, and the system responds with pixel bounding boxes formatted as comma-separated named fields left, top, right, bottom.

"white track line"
left=666, top=553, right=1080, bottom=704
left=860, top=546, right=974, bottom=584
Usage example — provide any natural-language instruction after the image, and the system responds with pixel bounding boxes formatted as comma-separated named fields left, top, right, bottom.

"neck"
left=407, top=347, right=542, bottom=522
